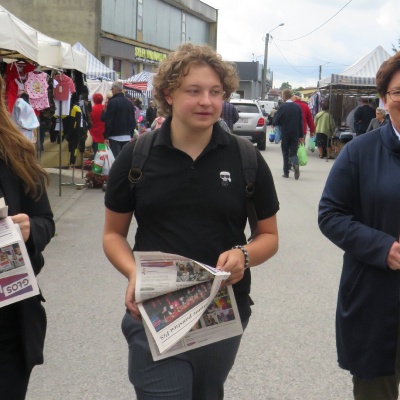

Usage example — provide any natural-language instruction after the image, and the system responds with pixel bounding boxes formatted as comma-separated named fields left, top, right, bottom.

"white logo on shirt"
left=220, top=171, right=231, bottom=187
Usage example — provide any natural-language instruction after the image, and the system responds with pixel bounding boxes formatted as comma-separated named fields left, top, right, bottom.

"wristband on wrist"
left=232, top=245, right=250, bottom=270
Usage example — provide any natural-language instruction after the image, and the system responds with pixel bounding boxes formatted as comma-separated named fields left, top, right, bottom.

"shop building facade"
left=1, top=0, right=217, bottom=79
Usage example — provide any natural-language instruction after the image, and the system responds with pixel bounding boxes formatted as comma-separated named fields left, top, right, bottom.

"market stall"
left=314, top=46, right=391, bottom=157
left=0, top=5, right=89, bottom=192
left=317, top=46, right=391, bottom=130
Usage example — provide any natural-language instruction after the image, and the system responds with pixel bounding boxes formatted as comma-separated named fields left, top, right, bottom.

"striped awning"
left=340, top=46, right=391, bottom=78
left=72, top=42, right=117, bottom=81
left=124, top=82, right=148, bottom=91
left=124, top=71, right=155, bottom=99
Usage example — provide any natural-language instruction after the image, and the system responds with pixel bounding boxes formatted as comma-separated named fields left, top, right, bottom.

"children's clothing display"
left=24, top=71, right=49, bottom=111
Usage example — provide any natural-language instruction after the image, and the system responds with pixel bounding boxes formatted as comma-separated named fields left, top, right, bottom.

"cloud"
left=203, top=0, right=399, bottom=88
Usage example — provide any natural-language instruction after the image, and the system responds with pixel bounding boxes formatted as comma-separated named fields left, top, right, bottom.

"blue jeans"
left=122, top=311, right=248, bottom=400
left=281, top=135, right=299, bottom=175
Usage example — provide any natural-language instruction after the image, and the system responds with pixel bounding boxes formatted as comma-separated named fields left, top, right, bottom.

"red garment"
left=53, top=74, right=75, bottom=101
left=5, top=62, right=35, bottom=113
left=89, top=103, right=105, bottom=143
left=294, top=99, right=316, bottom=136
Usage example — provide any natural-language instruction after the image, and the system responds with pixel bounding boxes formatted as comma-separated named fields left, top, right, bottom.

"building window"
left=182, top=12, right=186, bottom=42
left=138, top=0, right=143, bottom=31
left=113, top=59, right=122, bottom=77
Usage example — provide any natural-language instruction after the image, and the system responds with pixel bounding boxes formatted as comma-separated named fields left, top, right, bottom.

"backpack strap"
left=232, top=135, right=259, bottom=242
left=128, top=130, right=157, bottom=189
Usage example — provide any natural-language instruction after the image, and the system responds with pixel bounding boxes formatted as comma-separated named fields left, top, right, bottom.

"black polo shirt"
left=105, top=118, right=279, bottom=321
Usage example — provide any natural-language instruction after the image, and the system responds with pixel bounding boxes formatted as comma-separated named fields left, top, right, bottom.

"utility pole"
left=261, top=23, right=284, bottom=100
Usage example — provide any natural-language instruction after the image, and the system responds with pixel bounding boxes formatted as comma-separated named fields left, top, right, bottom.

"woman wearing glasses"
left=319, top=51, right=400, bottom=399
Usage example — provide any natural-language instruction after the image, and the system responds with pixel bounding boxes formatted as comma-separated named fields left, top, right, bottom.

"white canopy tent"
left=316, top=46, right=392, bottom=132
left=38, top=34, right=86, bottom=73
left=0, top=5, right=86, bottom=73
left=318, top=46, right=392, bottom=91
left=73, top=42, right=116, bottom=81
left=0, top=5, right=39, bottom=62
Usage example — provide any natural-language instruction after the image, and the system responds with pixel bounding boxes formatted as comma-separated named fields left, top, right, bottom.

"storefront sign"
left=135, top=47, right=166, bottom=65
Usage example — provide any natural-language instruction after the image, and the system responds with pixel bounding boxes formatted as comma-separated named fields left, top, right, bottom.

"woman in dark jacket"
left=319, top=52, right=400, bottom=399
left=0, top=76, right=55, bottom=399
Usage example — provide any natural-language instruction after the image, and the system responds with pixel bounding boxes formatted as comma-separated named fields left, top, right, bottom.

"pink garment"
left=53, top=74, right=76, bottom=101
left=24, top=72, right=49, bottom=111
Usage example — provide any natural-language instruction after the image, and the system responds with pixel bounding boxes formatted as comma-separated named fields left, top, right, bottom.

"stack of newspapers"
left=135, top=251, right=243, bottom=360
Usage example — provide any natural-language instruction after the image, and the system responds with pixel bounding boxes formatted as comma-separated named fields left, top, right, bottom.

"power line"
left=274, top=0, right=353, bottom=42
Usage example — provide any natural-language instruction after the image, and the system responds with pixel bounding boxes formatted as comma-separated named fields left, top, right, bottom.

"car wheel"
left=257, top=139, right=266, bottom=151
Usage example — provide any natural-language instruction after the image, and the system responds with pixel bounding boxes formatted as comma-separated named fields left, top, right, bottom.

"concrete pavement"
left=27, top=136, right=353, bottom=399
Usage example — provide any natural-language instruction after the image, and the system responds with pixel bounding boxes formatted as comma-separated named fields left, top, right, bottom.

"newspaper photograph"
left=134, top=252, right=243, bottom=359
left=0, top=212, right=40, bottom=308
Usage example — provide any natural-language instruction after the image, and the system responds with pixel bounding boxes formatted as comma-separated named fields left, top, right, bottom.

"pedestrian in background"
left=221, top=100, right=239, bottom=132
left=273, top=88, right=303, bottom=179
left=354, top=97, right=376, bottom=136
left=145, top=100, right=157, bottom=129
left=0, top=76, right=55, bottom=400
left=314, top=101, right=336, bottom=159
left=89, top=93, right=105, bottom=156
left=319, top=51, right=400, bottom=400
left=292, top=93, right=315, bottom=141
left=366, top=107, right=387, bottom=132
left=103, top=42, right=279, bottom=400
left=101, top=81, right=136, bottom=157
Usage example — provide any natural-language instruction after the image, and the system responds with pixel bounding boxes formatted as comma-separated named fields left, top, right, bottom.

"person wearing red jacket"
left=89, top=93, right=105, bottom=156
left=292, top=94, right=315, bottom=139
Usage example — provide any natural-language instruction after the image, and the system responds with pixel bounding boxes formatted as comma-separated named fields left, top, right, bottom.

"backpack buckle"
left=128, top=168, right=143, bottom=184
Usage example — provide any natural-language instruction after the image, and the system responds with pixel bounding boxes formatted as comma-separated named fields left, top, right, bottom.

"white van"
left=257, top=100, right=278, bottom=117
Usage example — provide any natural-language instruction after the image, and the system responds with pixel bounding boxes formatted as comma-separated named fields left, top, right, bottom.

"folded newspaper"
left=0, top=197, right=40, bottom=308
left=135, top=251, right=243, bottom=361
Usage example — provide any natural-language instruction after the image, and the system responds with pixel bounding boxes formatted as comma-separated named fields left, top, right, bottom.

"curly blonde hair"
left=0, top=77, right=49, bottom=199
left=153, top=43, right=239, bottom=115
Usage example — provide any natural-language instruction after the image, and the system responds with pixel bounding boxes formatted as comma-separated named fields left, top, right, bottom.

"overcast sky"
left=202, top=0, right=400, bottom=89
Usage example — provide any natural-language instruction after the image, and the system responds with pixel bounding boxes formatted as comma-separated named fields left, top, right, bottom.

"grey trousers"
left=122, top=311, right=247, bottom=400
left=353, top=315, right=400, bottom=400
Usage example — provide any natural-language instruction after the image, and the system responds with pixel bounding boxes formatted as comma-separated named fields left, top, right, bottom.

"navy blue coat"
left=0, top=160, right=55, bottom=370
left=102, top=93, right=136, bottom=139
left=272, top=101, right=303, bottom=139
left=319, top=122, right=400, bottom=379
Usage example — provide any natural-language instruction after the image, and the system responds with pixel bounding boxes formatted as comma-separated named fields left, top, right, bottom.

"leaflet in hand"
left=135, top=251, right=243, bottom=360
left=0, top=199, right=39, bottom=308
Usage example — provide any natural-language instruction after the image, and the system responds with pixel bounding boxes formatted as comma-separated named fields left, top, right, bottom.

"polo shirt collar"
left=154, top=115, right=231, bottom=149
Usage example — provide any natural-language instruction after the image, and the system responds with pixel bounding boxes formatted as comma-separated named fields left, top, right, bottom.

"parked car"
left=230, top=99, right=267, bottom=150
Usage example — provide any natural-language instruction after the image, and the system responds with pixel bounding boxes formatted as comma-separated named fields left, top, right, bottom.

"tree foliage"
left=279, top=82, right=292, bottom=90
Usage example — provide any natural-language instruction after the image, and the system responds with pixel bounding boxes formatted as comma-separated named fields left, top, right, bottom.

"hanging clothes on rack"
left=24, top=71, right=50, bottom=111
left=53, top=73, right=76, bottom=117
left=5, top=61, right=35, bottom=113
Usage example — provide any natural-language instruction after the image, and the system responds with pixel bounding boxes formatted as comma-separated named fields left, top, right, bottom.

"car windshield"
left=233, top=104, right=259, bottom=113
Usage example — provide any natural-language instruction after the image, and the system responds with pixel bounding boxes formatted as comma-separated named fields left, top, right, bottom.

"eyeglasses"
left=387, top=89, right=400, bottom=102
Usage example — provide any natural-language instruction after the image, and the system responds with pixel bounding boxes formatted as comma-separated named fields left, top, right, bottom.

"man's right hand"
left=104, top=139, right=110, bottom=146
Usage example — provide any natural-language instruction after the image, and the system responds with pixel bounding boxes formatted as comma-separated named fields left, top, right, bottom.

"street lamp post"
left=261, top=23, right=284, bottom=100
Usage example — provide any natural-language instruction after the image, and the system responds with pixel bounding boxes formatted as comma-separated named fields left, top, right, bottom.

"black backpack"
left=128, top=130, right=259, bottom=241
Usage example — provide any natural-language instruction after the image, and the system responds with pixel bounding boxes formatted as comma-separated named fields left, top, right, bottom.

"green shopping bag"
left=297, top=143, right=308, bottom=166
left=308, top=137, right=316, bottom=152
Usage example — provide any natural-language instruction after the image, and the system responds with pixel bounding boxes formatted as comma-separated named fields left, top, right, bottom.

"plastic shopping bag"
left=308, top=137, right=316, bottom=153
left=102, top=146, right=115, bottom=176
left=92, top=143, right=106, bottom=174
left=297, top=143, right=308, bottom=166
left=269, top=130, right=275, bottom=142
